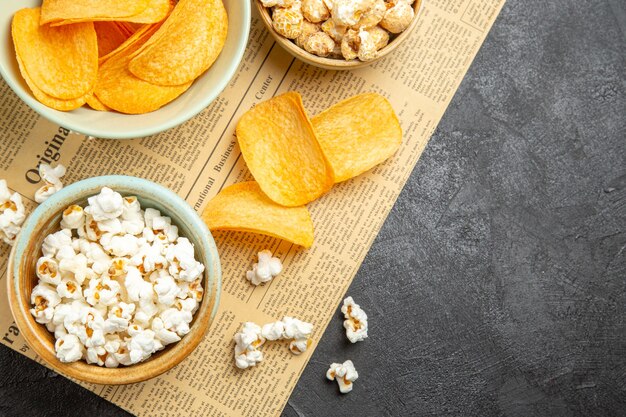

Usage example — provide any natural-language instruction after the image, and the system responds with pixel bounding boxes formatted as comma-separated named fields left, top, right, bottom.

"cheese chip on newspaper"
left=311, top=93, right=403, bottom=182
left=94, top=25, right=191, bottom=114
left=128, top=0, right=228, bottom=86
left=41, top=0, right=149, bottom=25
left=12, top=7, right=97, bottom=100
left=202, top=182, right=314, bottom=249
left=236, top=92, right=334, bottom=207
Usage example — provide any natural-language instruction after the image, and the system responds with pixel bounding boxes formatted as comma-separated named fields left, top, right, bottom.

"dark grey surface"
left=1, top=0, right=625, bottom=416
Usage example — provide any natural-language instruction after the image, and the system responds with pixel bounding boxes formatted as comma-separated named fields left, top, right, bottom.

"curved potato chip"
left=49, top=0, right=173, bottom=26
left=311, top=93, right=403, bottom=183
left=98, top=24, right=159, bottom=64
left=15, top=53, right=86, bottom=111
left=236, top=92, right=334, bottom=207
left=94, top=26, right=191, bottom=114
left=85, top=93, right=110, bottom=111
left=41, top=0, right=149, bottom=25
left=128, top=0, right=228, bottom=86
left=94, top=22, right=130, bottom=58
left=202, top=182, right=314, bottom=249
left=12, top=8, right=97, bottom=100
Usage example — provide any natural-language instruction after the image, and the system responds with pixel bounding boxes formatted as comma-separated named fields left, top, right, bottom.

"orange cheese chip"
left=14, top=53, right=86, bottom=111
left=11, top=7, right=97, bottom=100
left=236, top=92, right=334, bottom=207
left=41, top=0, right=149, bottom=25
left=202, top=182, right=315, bottom=249
left=128, top=0, right=228, bottom=86
left=94, top=25, right=191, bottom=114
left=85, top=93, right=110, bottom=111
left=311, top=93, right=402, bottom=182
left=94, top=22, right=130, bottom=58
left=49, top=0, right=173, bottom=26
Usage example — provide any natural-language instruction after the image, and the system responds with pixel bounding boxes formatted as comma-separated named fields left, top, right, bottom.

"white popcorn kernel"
left=85, top=242, right=112, bottom=275
left=367, top=24, right=390, bottom=50
left=96, top=218, right=123, bottom=235
left=39, top=163, right=66, bottom=188
left=55, top=245, right=77, bottom=262
left=261, top=321, right=286, bottom=341
left=86, top=345, right=107, bottom=366
left=108, top=257, right=129, bottom=277
left=295, top=20, right=321, bottom=49
left=35, top=183, right=61, bottom=203
left=84, top=277, right=121, bottom=307
left=152, top=317, right=181, bottom=345
left=0, top=180, right=12, bottom=204
left=124, top=267, right=154, bottom=302
left=302, top=0, right=330, bottom=22
left=134, top=299, right=159, bottom=326
left=86, top=187, right=124, bottom=221
left=155, top=272, right=180, bottom=307
left=151, top=214, right=171, bottom=231
left=380, top=1, right=414, bottom=33
left=246, top=250, right=283, bottom=286
left=120, top=196, right=145, bottom=235
left=57, top=279, right=83, bottom=300
left=233, top=322, right=266, bottom=369
left=60, top=205, right=85, bottom=230
left=166, top=238, right=204, bottom=282
left=102, top=233, right=140, bottom=257
left=34, top=164, right=66, bottom=203
left=282, top=316, right=314, bottom=355
left=160, top=308, right=193, bottom=336
left=332, top=0, right=374, bottom=26
left=30, top=284, right=61, bottom=324
left=341, top=296, right=368, bottom=343
left=85, top=213, right=103, bottom=241
left=289, top=338, right=312, bottom=355
left=55, top=334, right=84, bottom=363
left=104, top=302, right=135, bottom=333
left=59, top=253, right=95, bottom=285
left=103, top=335, right=122, bottom=367
left=42, top=229, right=72, bottom=258
left=35, top=256, right=61, bottom=286
left=175, top=297, right=199, bottom=315
left=272, top=6, right=304, bottom=39
left=340, top=28, right=359, bottom=60
left=127, top=325, right=163, bottom=364
left=143, top=208, right=161, bottom=229
left=327, top=360, right=358, bottom=393
left=82, top=309, right=106, bottom=348
left=0, top=180, right=26, bottom=245
left=164, top=225, right=178, bottom=243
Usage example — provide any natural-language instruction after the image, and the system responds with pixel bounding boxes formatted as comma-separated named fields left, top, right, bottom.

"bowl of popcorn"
left=6, top=176, right=221, bottom=384
left=256, top=0, right=422, bottom=69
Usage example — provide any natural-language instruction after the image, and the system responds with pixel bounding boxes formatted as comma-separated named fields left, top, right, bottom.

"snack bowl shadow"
left=255, top=0, right=423, bottom=70
left=0, top=0, right=250, bottom=139
left=7, top=175, right=221, bottom=385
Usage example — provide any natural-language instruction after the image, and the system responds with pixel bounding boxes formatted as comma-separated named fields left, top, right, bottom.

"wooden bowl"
left=7, top=176, right=221, bottom=385
left=256, top=0, right=423, bottom=70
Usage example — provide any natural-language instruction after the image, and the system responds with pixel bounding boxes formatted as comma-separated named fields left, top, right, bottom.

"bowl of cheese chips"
left=0, top=0, right=250, bottom=139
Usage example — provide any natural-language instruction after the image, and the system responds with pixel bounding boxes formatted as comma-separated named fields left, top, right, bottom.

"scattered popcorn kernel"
left=341, top=296, right=368, bottom=343
left=0, top=179, right=26, bottom=245
left=326, top=360, right=358, bottom=393
left=272, top=6, right=304, bottom=39
left=303, top=31, right=336, bottom=57
left=380, top=1, right=414, bottom=33
left=302, top=0, right=330, bottom=22
left=234, top=322, right=266, bottom=369
left=246, top=249, right=283, bottom=286
left=34, top=163, right=66, bottom=203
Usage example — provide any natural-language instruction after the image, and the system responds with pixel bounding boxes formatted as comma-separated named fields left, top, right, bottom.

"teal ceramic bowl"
left=0, top=0, right=250, bottom=139
left=7, top=175, right=221, bottom=384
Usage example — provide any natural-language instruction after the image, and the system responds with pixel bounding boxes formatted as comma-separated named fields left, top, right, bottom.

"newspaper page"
left=0, top=1, right=506, bottom=415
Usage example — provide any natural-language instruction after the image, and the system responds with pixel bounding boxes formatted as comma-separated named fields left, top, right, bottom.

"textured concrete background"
left=1, top=0, right=625, bottom=415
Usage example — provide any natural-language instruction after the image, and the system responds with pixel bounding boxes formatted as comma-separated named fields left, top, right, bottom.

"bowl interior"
left=9, top=177, right=221, bottom=385
left=0, top=0, right=250, bottom=139
left=256, top=0, right=423, bottom=70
